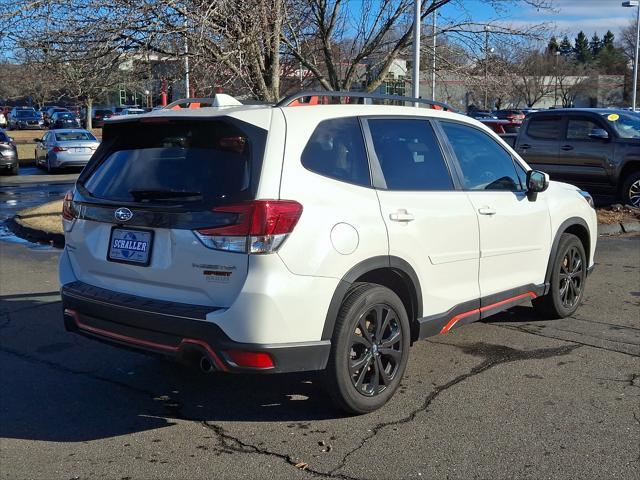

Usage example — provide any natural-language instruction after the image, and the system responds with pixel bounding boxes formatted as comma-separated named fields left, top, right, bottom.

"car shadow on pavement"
left=481, top=305, right=545, bottom=325
left=0, top=295, right=343, bottom=443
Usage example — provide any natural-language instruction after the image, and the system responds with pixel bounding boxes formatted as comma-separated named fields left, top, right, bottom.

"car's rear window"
left=56, top=131, right=95, bottom=141
left=80, top=119, right=265, bottom=208
left=58, top=112, right=75, bottom=119
left=526, top=116, right=562, bottom=139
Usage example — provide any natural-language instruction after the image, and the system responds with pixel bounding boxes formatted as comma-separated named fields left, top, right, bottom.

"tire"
left=533, top=233, right=587, bottom=319
left=46, top=157, right=55, bottom=174
left=324, top=282, right=411, bottom=414
left=621, top=170, right=640, bottom=207
left=10, top=164, right=18, bottom=176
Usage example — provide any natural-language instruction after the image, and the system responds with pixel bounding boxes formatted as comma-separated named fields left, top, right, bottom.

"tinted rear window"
left=80, top=119, right=265, bottom=208
left=56, top=131, right=96, bottom=141
left=527, top=116, right=562, bottom=139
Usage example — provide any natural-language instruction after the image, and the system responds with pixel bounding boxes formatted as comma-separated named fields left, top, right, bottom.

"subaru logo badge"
left=114, top=207, right=133, bottom=222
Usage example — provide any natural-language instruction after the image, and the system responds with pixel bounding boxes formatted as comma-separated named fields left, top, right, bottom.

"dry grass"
left=596, top=206, right=640, bottom=225
left=15, top=200, right=63, bottom=234
left=7, top=129, right=102, bottom=143
left=16, top=144, right=35, bottom=163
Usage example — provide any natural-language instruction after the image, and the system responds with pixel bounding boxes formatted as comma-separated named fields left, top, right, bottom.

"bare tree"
left=555, top=60, right=594, bottom=108
left=282, top=0, right=553, bottom=94
left=511, top=50, right=554, bottom=107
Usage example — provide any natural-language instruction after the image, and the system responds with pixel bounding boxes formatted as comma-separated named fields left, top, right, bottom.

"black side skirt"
left=417, top=283, right=547, bottom=339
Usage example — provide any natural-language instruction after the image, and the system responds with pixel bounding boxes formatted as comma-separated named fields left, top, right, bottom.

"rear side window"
left=301, top=117, right=370, bottom=186
left=367, top=118, right=452, bottom=191
left=441, top=122, right=521, bottom=191
left=81, top=119, right=265, bottom=208
left=527, top=116, right=562, bottom=139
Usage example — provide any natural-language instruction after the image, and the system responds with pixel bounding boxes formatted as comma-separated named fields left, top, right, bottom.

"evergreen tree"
left=547, top=36, right=559, bottom=55
left=603, top=30, right=615, bottom=51
left=573, top=31, right=592, bottom=63
left=590, top=33, right=602, bottom=57
left=559, top=35, right=573, bottom=57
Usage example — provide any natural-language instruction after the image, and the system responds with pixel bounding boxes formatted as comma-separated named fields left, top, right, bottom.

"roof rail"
left=276, top=91, right=456, bottom=111
left=164, top=94, right=243, bottom=110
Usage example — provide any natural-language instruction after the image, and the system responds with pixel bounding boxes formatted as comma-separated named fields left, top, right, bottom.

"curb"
left=597, top=221, right=640, bottom=236
left=7, top=216, right=65, bottom=248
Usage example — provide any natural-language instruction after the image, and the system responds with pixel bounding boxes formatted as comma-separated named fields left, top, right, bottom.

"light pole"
left=554, top=51, right=560, bottom=107
left=484, top=25, right=491, bottom=110
left=184, top=19, right=190, bottom=98
left=412, top=0, right=421, bottom=106
left=623, top=1, right=640, bottom=111
left=431, top=10, right=437, bottom=101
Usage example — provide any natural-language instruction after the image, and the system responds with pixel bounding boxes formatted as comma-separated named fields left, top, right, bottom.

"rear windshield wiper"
left=129, top=189, right=202, bottom=201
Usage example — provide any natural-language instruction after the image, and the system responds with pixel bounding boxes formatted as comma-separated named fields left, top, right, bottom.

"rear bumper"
left=0, top=158, right=17, bottom=168
left=61, top=281, right=331, bottom=373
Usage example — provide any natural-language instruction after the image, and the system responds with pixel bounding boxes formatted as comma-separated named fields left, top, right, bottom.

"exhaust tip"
left=199, top=356, right=215, bottom=373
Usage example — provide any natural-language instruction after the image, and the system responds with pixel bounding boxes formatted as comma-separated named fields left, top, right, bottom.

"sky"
left=438, top=0, right=636, bottom=40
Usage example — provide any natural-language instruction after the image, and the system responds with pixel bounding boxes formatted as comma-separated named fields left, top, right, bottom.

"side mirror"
left=526, top=170, right=549, bottom=201
left=588, top=128, right=609, bottom=140
left=8, top=137, right=13, bottom=143
left=33, top=138, right=41, bottom=142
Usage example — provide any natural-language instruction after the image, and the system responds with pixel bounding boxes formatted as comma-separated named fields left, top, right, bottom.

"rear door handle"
left=389, top=209, right=415, bottom=222
left=560, top=145, right=574, bottom=151
left=478, top=207, right=496, bottom=216
left=519, top=144, right=531, bottom=150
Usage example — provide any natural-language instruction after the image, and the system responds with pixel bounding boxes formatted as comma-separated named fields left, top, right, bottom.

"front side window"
left=301, top=117, right=370, bottom=186
left=600, top=112, right=640, bottom=139
left=367, top=118, right=453, bottom=191
left=527, top=116, right=562, bottom=140
left=566, top=118, right=602, bottom=140
left=441, top=122, right=522, bottom=191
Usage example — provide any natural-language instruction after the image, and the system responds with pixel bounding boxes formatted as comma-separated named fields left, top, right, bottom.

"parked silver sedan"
left=34, top=129, right=100, bottom=173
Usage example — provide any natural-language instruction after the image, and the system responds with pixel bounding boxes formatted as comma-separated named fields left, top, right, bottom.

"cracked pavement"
left=0, top=235, right=638, bottom=480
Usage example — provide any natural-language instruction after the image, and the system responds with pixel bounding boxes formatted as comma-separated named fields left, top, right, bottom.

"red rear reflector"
left=225, top=350, right=274, bottom=369
left=52, top=146, right=67, bottom=152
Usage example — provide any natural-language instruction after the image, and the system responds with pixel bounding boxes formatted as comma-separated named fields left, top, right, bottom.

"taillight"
left=53, top=146, right=67, bottom=152
left=194, top=200, right=303, bottom=254
left=62, top=191, right=77, bottom=221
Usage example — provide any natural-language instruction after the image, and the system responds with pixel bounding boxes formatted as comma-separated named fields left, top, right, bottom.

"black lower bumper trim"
left=61, top=281, right=331, bottom=374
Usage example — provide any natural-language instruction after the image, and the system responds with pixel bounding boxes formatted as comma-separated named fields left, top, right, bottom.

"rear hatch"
left=64, top=113, right=269, bottom=307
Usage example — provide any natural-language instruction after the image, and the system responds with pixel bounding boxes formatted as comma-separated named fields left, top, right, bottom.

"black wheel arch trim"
left=544, top=217, right=591, bottom=292
left=321, top=256, right=423, bottom=341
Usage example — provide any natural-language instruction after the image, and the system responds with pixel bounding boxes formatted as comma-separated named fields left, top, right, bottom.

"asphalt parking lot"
left=0, top=234, right=638, bottom=480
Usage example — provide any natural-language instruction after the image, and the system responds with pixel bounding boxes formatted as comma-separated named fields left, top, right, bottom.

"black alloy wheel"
left=533, top=233, right=587, bottom=319
left=325, top=283, right=410, bottom=414
left=349, top=304, right=404, bottom=397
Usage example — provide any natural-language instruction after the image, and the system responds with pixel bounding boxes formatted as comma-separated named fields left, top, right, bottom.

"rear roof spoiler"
left=165, top=94, right=244, bottom=110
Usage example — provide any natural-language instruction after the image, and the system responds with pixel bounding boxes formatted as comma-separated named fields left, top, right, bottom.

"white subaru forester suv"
left=60, top=92, right=597, bottom=414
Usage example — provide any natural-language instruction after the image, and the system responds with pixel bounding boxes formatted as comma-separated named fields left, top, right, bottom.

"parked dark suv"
left=515, top=109, right=640, bottom=206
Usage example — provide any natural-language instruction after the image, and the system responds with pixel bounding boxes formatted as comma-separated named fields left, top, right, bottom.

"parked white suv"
left=60, top=92, right=597, bottom=413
